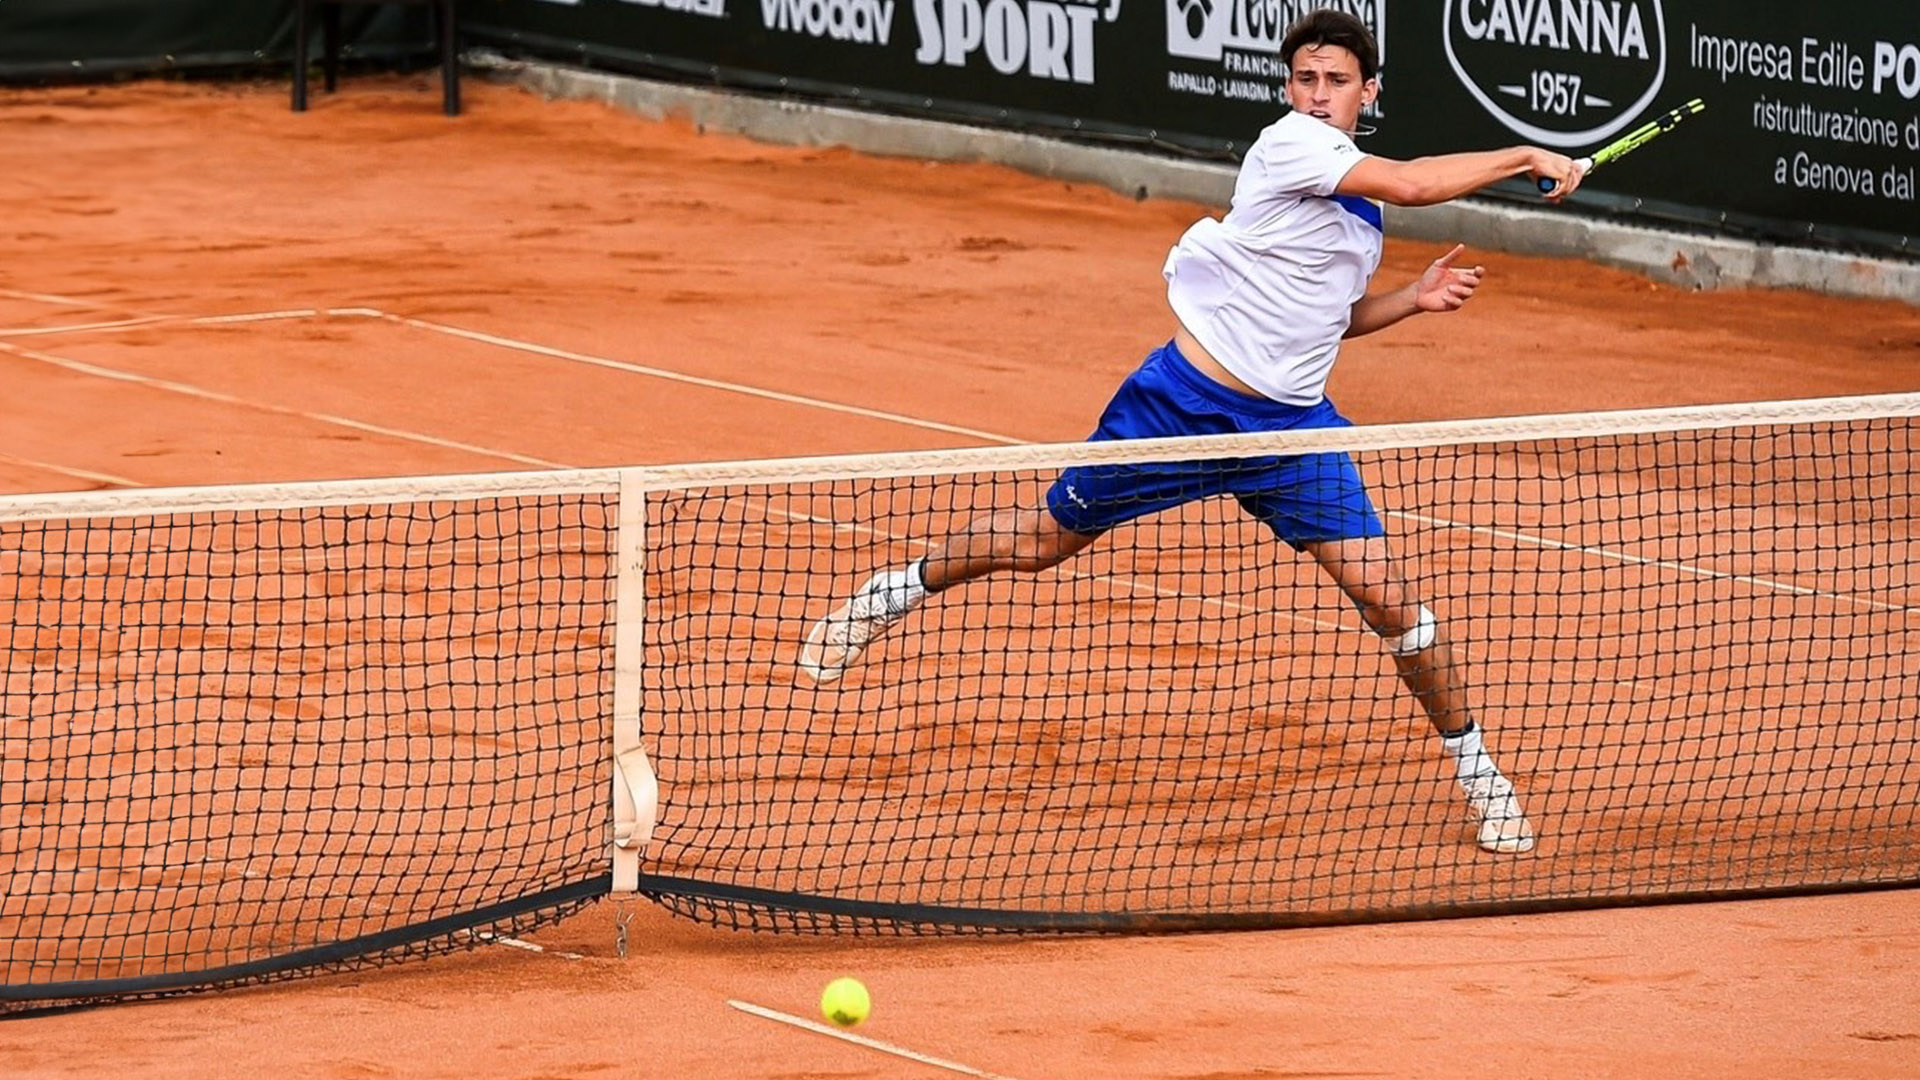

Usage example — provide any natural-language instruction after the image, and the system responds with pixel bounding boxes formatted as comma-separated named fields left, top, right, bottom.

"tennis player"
left=801, top=10, right=1585, bottom=854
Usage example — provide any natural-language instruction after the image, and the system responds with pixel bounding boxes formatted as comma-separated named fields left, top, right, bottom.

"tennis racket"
left=1537, top=98, right=1706, bottom=193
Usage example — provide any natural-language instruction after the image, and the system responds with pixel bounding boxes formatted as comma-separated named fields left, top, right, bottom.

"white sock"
left=1440, top=723, right=1499, bottom=782
left=899, top=559, right=930, bottom=610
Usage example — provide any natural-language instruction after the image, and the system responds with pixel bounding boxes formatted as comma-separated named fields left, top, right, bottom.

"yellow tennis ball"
left=820, top=977, right=871, bottom=1027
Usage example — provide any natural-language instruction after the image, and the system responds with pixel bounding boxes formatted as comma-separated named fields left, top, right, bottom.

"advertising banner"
left=1, top=1, right=1909, bottom=250
left=453, top=1, right=1920, bottom=252
left=1395, top=2, right=1918, bottom=249
left=0, top=1, right=428, bottom=81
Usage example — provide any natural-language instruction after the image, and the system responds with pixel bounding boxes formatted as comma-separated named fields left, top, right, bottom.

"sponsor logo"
left=1167, top=0, right=1385, bottom=67
left=1163, top=0, right=1385, bottom=109
left=763, top=0, right=896, bottom=42
left=533, top=0, right=725, bottom=9
left=617, top=0, right=727, bottom=16
left=914, top=0, right=1120, bottom=85
left=1443, top=0, right=1667, bottom=147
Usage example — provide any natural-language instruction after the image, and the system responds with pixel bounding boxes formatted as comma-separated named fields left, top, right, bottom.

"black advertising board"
left=0, top=2, right=429, bottom=81
left=0, top=1, right=295, bottom=77
left=465, top=0, right=1918, bottom=255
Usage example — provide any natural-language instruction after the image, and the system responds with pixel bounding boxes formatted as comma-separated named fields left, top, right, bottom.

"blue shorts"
left=1045, top=340, right=1385, bottom=550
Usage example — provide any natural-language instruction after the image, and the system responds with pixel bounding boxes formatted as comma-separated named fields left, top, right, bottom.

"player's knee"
left=989, top=531, right=1059, bottom=572
left=1377, top=605, right=1437, bottom=656
left=1014, top=518, right=1096, bottom=572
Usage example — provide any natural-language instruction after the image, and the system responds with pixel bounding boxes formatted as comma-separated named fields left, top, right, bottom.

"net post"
left=610, top=468, right=658, bottom=895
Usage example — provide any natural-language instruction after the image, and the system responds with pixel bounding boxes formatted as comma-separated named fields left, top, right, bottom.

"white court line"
left=0, top=315, right=176, bottom=338
left=0, top=303, right=1024, bottom=444
left=0, top=286, right=167, bottom=317
left=382, top=312, right=1024, bottom=446
left=1394, top=510, right=1916, bottom=616
left=729, top=999, right=1031, bottom=1080
left=0, top=306, right=374, bottom=338
left=0, top=452, right=140, bottom=488
left=0, top=339, right=567, bottom=470
left=189, top=307, right=331, bottom=325
left=2, top=295, right=1905, bottom=618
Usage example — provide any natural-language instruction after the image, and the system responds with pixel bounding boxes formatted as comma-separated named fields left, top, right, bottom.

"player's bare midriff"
left=1171, top=320, right=1269, bottom=401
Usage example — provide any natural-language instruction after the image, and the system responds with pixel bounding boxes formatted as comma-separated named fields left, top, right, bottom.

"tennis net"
left=3, top=393, right=1916, bottom=1007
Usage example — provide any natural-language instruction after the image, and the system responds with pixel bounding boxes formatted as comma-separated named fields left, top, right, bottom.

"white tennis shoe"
left=1461, top=771, right=1536, bottom=854
left=798, top=569, right=919, bottom=684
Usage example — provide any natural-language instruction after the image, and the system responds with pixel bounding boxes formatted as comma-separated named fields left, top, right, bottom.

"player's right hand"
left=1529, top=149, right=1584, bottom=202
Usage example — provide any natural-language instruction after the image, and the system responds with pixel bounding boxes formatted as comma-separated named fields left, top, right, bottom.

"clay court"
left=3, top=76, right=1919, bottom=1077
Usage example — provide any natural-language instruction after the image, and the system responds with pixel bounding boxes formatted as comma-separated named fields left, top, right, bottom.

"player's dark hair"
left=1281, top=10, right=1378, bottom=82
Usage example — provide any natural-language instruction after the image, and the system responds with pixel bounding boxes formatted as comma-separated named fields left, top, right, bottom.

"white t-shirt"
left=1163, top=111, right=1382, bottom=406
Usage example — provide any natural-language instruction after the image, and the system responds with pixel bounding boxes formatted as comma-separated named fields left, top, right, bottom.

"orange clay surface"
left=3, top=77, right=1920, bottom=1078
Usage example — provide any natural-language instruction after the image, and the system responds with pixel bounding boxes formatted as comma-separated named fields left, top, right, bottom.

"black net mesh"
left=641, top=418, right=1919, bottom=930
left=1, top=497, right=614, bottom=1010
left=4, top=408, right=1917, bottom=1010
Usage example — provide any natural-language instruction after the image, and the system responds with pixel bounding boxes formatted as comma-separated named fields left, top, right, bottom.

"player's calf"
left=1374, top=608, right=1537, bottom=854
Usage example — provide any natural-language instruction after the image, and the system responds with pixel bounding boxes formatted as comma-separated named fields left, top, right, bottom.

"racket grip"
left=1537, top=157, right=1594, bottom=193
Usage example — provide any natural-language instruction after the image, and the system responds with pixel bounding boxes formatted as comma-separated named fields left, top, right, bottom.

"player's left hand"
left=1414, top=244, right=1485, bottom=313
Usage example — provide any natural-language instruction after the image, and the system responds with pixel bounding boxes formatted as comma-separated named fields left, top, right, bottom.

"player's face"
left=1285, top=44, right=1377, bottom=132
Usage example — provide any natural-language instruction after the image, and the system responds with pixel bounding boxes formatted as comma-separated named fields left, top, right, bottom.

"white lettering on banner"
left=1694, top=28, right=1919, bottom=102
left=1752, top=95, right=1906, bottom=149
left=913, top=0, right=1107, bottom=84
left=1221, top=51, right=1282, bottom=78
left=1457, top=0, right=1647, bottom=57
left=1774, top=152, right=1918, bottom=202
left=1167, top=70, right=1217, bottom=96
left=1714, top=24, right=1920, bottom=209
left=1221, top=77, right=1273, bottom=102
left=1873, top=41, right=1920, bottom=99
left=1691, top=26, right=1794, bottom=85
left=616, top=0, right=726, bottom=16
left=1800, top=37, right=1866, bottom=91
left=1443, top=0, right=1666, bottom=147
left=1696, top=23, right=1919, bottom=210
left=762, top=0, right=895, bottom=43
left=1789, top=151, right=1875, bottom=195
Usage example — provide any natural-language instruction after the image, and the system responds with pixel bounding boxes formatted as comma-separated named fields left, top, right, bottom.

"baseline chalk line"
left=466, top=929, right=585, bottom=960
left=728, top=999, right=1031, bottom=1080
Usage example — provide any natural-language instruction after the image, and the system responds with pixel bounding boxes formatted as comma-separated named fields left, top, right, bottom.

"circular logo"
left=1443, top=0, right=1668, bottom=147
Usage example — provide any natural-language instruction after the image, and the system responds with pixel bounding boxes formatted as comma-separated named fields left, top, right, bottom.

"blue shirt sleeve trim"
left=1328, top=193, right=1384, bottom=232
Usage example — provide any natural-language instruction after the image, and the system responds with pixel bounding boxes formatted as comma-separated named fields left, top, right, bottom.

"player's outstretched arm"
left=1339, top=147, right=1585, bottom=206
